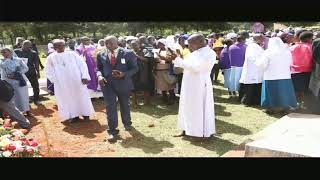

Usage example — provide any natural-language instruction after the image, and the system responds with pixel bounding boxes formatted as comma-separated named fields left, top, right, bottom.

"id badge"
left=121, top=58, right=126, bottom=64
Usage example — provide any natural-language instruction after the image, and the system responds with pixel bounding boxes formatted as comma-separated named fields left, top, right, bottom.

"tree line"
left=0, top=22, right=316, bottom=45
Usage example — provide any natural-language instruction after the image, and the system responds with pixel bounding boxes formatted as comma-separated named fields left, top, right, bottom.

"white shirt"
left=107, top=47, right=120, bottom=60
left=240, top=43, right=264, bottom=84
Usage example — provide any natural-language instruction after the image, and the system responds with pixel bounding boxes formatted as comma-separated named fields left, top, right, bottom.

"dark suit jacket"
left=97, top=48, right=138, bottom=94
left=14, top=48, right=40, bottom=76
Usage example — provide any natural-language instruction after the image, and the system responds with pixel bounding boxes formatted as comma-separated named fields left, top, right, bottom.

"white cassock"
left=173, top=46, right=216, bottom=137
left=45, top=51, right=95, bottom=121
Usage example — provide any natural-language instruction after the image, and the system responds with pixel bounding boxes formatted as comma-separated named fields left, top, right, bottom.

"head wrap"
left=157, top=39, right=167, bottom=47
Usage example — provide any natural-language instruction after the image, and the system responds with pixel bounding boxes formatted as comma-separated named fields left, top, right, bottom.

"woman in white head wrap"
left=154, top=38, right=177, bottom=105
left=255, top=37, right=297, bottom=113
left=93, top=39, right=105, bottom=59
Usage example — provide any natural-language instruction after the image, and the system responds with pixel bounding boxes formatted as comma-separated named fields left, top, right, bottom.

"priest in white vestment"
left=172, top=34, right=216, bottom=138
left=45, top=39, right=95, bottom=123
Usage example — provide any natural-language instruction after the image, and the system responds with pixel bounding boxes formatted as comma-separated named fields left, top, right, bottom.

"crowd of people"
left=1, top=23, right=320, bottom=143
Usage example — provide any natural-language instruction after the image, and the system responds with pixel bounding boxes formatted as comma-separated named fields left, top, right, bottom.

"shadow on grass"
left=215, top=96, right=240, bottom=105
left=215, top=104, right=232, bottom=117
left=213, top=86, right=229, bottom=96
left=182, top=135, right=237, bottom=156
left=119, top=127, right=174, bottom=154
left=216, top=119, right=251, bottom=135
left=62, top=119, right=107, bottom=139
left=212, top=80, right=225, bottom=87
left=130, top=96, right=178, bottom=118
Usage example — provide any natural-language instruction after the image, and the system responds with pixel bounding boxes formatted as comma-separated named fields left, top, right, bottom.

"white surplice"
left=239, top=42, right=264, bottom=84
left=173, top=46, right=216, bottom=137
left=45, top=51, right=95, bottom=121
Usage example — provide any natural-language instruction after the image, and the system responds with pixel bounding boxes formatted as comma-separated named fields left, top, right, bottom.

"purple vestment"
left=219, top=47, right=231, bottom=70
left=228, top=42, right=247, bottom=67
left=76, top=45, right=98, bottom=91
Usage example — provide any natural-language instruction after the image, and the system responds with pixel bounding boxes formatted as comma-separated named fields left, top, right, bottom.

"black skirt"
left=239, top=83, right=262, bottom=106
left=291, top=72, right=311, bottom=93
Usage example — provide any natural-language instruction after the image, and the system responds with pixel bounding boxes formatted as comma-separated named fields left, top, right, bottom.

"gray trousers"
left=0, top=100, right=30, bottom=129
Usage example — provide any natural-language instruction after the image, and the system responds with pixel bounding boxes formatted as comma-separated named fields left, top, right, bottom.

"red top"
left=290, top=42, right=313, bottom=73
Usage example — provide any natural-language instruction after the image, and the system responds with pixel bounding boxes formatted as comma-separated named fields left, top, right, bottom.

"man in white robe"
left=45, top=39, right=95, bottom=123
left=172, top=34, right=216, bottom=138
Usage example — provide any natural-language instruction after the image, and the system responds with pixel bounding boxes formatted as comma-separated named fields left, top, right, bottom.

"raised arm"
left=173, top=52, right=216, bottom=73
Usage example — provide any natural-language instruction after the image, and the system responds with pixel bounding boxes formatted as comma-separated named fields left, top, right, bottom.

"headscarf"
left=97, top=39, right=105, bottom=49
left=312, top=39, right=320, bottom=64
left=157, top=38, right=167, bottom=47
left=166, top=35, right=176, bottom=50
left=265, top=37, right=288, bottom=54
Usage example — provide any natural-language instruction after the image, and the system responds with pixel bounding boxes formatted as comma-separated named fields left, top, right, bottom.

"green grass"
left=102, top=76, right=280, bottom=157
left=38, top=62, right=282, bottom=157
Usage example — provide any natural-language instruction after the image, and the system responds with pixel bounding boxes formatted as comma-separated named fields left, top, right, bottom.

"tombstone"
left=245, top=113, right=320, bottom=157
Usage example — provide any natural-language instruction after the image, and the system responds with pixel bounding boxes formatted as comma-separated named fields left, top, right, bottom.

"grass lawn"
left=31, top=56, right=283, bottom=157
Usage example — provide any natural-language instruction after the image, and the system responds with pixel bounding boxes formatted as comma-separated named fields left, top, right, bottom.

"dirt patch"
left=26, top=98, right=116, bottom=157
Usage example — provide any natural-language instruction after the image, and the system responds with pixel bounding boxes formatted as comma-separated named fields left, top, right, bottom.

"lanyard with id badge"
left=121, top=58, right=126, bottom=64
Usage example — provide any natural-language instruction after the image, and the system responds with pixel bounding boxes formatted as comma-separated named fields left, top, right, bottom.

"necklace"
left=57, top=53, right=66, bottom=67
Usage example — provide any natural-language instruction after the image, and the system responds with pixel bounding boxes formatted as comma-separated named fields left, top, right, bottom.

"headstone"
left=245, top=113, right=320, bottom=157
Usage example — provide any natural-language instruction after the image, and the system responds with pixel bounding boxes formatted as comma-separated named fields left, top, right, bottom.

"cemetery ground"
left=25, top=57, right=288, bottom=157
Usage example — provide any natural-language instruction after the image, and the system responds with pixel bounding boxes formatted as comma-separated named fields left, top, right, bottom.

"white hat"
left=226, top=33, right=237, bottom=40
left=52, top=39, right=65, bottom=45
left=125, top=36, right=137, bottom=41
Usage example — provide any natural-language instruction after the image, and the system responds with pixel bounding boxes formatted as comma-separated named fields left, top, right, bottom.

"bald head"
left=105, top=36, right=119, bottom=51
left=188, top=34, right=206, bottom=51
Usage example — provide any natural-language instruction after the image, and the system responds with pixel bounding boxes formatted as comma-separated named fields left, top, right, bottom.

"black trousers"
left=239, top=83, right=262, bottom=106
left=26, top=71, right=40, bottom=102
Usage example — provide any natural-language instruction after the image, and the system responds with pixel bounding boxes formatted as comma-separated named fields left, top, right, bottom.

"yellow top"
left=182, top=48, right=191, bottom=58
left=213, top=37, right=224, bottom=48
